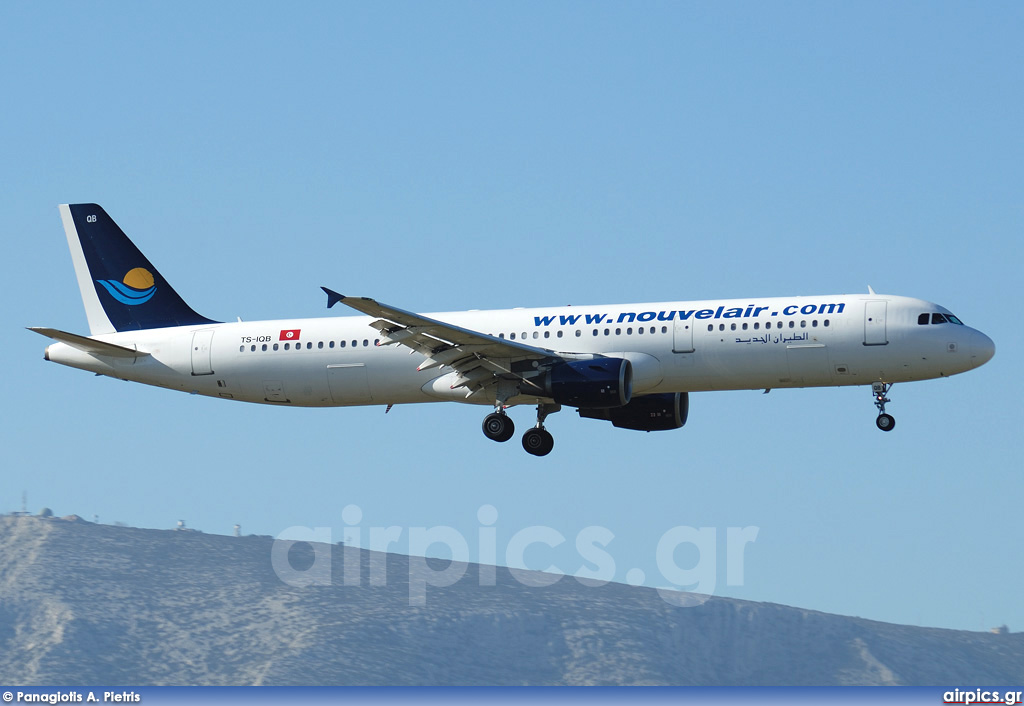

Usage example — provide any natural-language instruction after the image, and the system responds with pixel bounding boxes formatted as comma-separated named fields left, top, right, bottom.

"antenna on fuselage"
left=867, top=285, right=876, bottom=295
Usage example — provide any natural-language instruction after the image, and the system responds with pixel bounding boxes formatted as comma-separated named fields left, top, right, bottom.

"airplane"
left=31, top=204, right=995, bottom=456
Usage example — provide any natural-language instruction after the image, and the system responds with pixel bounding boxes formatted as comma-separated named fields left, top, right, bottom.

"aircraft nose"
left=971, top=330, right=995, bottom=368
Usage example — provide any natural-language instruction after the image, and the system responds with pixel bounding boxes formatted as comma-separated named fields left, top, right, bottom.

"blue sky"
left=3, top=2, right=1022, bottom=632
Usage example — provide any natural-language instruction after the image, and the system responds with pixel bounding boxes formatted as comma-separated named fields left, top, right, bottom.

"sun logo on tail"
left=96, top=267, right=157, bottom=305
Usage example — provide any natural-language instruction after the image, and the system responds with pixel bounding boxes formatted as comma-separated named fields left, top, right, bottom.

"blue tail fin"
left=59, top=203, right=218, bottom=333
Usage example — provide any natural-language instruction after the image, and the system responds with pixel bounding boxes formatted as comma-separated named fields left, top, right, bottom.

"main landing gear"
left=482, top=411, right=515, bottom=442
left=482, top=403, right=560, bottom=456
left=522, top=403, right=559, bottom=457
left=872, top=382, right=895, bottom=432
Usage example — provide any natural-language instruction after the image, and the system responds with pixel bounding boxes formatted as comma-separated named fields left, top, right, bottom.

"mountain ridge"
left=0, top=515, right=1019, bottom=685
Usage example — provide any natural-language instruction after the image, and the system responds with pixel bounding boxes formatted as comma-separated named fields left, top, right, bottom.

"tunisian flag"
left=279, top=329, right=301, bottom=341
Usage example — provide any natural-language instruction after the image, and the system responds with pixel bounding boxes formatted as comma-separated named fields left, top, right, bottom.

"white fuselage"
left=43, top=293, right=993, bottom=409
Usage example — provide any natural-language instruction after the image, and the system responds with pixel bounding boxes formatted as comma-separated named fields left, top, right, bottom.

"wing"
left=322, top=288, right=561, bottom=401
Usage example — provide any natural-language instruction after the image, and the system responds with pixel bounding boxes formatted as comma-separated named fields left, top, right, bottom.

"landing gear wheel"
left=876, top=413, right=895, bottom=432
left=871, top=382, right=895, bottom=432
left=482, top=413, right=515, bottom=442
left=522, top=428, right=554, bottom=456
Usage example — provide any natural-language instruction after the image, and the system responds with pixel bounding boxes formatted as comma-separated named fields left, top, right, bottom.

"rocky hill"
left=0, top=515, right=1020, bottom=685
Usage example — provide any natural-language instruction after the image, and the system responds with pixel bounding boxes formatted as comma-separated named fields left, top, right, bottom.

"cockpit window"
left=920, top=311, right=965, bottom=325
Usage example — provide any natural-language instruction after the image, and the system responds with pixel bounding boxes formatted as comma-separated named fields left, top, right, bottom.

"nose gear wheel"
left=872, top=382, right=895, bottom=432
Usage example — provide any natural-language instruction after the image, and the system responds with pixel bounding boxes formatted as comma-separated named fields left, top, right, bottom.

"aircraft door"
left=672, top=317, right=694, bottom=353
left=327, top=363, right=374, bottom=404
left=864, top=301, right=888, bottom=346
left=786, top=345, right=832, bottom=386
left=191, top=329, right=215, bottom=375
left=263, top=381, right=289, bottom=403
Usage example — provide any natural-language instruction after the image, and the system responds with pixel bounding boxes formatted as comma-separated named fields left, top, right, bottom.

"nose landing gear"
left=872, top=382, right=895, bottom=432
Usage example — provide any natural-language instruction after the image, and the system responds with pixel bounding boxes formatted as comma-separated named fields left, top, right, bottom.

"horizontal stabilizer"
left=27, top=327, right=149, bottom=359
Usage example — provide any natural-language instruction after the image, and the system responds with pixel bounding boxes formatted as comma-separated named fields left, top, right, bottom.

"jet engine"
left=534, top=358, right=632, bottom=408
left=578, top=392, right=688, bottom=431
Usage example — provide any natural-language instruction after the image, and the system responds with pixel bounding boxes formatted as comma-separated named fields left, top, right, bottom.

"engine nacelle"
left=578, top=392, right=688, bottom=431
left=541, top=358, right=632, bottom=408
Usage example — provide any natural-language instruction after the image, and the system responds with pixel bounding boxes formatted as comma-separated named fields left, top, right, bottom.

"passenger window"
left=661, top=326, right=667, bottom=333
left=283, top=343, right=290, bottom=350
left=918, top=313, right=929, bottom=325
left=592, top=329, right=598, bottom=336
left=510, top=333, right=516, bottom=340
left=604, top=328, right=610, bottom=336
left=575, top=330, right=581, bottom=337
left=812, top=320, right=818, bottom=328
left=544, top=331, right=550, bottom=338
left=533, top=331, right=539, bottom=339
left=788, top=321, right=795, bottom=328
left=730, top=323, right=736, bottom=331
left=824, top=320, right=830, bottom=327
left=340, top=340, right=346, bottom=348
left=638, top=326, right=644, bottom=334
left=707, top=325, right=713, bottom=332
left=499, top=333, right=505, bottom=339
left=239, top=345, right=244, bottom=352
left=352, top=340, right=358, bottom=347
left=615, top=328, right=621, bottom=335
left=318, top=341, right=323, bottom=349
left=262, top=344, right=267, bottom=351
left=557, top=331, right=564, bottom=338
left=800, top=320, right=806, bottom=328
left=765, top=322, right=771, bottom=329
left=364, top=340, right=369, bottom=346
left=251, top=345, right=256, bottom=352
left=742, top=323, right=748, bottom=330
left=753, top=323, right=759, bottom=330
left=627, top=327, right=633, bottom=335
left=273, top=343, right=279, bottom=351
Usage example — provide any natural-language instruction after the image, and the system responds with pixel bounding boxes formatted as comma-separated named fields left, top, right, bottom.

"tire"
left=522, top=428, right=554, bottom=456
left=876, top=413, right=895, bottom=432
left=483, top=413, right=514, bottom=442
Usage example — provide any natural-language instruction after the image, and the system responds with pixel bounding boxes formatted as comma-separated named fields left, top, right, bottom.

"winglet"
left=321, top=287, right=345, bottom=309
